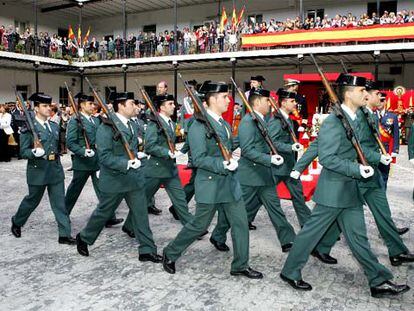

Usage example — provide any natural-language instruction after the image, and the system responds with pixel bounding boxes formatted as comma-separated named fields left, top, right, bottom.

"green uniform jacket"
left=188, top=115, right=242, bottom=204
left=144, top=117, right=178, bottom=178
left=66, top=115, right=100, bottom=171
left=268, top=114, right=296, bottom=176
left=20, top=119, right=64, bottom=185
left=293, top=139, right=318, bottom=173
left=96, top=116, right=144, bottom=193
left=237, top=114, right=273, bottom=186
left=357, top=108, right=383, bottom=189
left=408, top=123, right=414, bottom=160
left=313, top=113, right=363, bottom=208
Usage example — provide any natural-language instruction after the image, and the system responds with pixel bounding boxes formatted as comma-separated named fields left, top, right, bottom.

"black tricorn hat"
left=186, top=79, right=198, bottom=87
left=200, top=81, right=229, bottom=94
left=249, top=87, right=270, bottom=98
left=28, top=92, right=52, bottom=105
left=114, top=92, right=135, bottom=103
left=250, top=75, right=266, bottom=82
left=74, top=93, right=94, bottom=103
left=152, top=94, right=175, bottom=109
left=365, top=79, right=379, bottom=91
left=336, top=73, right=367, bottom=87
left=277, top=88, right=297, bottom=99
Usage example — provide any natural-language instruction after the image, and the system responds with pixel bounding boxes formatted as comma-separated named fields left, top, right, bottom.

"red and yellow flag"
left=231, top=6, right=237, bottom=30
left=237, top=5, right=245, bottom=27
left=77, top=26, right=82, bottom=46
left=68, top=25, right=75, bottom=40
left=220, top=6, right=227, bottom=32
left=83, top=26, right=91, bottom=46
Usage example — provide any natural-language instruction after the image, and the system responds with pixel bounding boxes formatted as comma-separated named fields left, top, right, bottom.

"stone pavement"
left=0, top=146, right=413, bottom=311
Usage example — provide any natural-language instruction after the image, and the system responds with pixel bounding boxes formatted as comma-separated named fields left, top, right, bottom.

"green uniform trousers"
left=65, top=170, right=118, bottom=221
left=13, top=182, right=71, bottom=237
left=211, top=185, right=296, bottom=246
left=314, top=187, right=408, bottom=257
left=164, top=200, right=249, bottom=272
left=250, top=176, right=312, bottom=227
left=281, top=204, right=393, bottom=287
left=80, top=188, right=156, bottom=255
left=124, top=176, right=193, bottom=230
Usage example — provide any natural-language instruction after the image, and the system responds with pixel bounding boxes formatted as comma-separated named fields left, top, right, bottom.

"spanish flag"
left=231, top=6, right=237, bottom=30
left=77, top=26, right=82, bottom=46
left=220, top=6, right=227, bottom=32
left=68, top=25, right=75, bottom=40
left=83, top=26, right=91, bottom=46
left=237, top=5, right=245, bottom=27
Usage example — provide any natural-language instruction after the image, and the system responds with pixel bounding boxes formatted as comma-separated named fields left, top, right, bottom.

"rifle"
left=134, top=80, right=175, bottom=154
left=267, top=95, right=299, bottom=144
left=230, top=78, right=279, bottom=155
left=15, top=91, right=43, bottom=149
left=85, top=77, right=136, bottom=160
left=64, top=82, right=91, bottom=150
left=339, top=59, right=388, bottom=155
left=310, top=54, right=369, bottom=166
left=178, top=73, right=232, bottom=162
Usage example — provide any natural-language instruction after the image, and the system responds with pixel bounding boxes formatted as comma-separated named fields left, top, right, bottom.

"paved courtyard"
left=0, top=146, right=413, bottom=311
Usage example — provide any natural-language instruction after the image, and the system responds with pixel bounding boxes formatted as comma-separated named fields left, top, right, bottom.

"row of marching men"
left=10, top=73, right=414, bottom=298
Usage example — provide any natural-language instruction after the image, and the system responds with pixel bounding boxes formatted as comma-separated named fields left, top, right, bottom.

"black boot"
left=370, top=281, right=410, bottom=298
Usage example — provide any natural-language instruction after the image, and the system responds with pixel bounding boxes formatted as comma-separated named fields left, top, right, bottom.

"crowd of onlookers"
left=1, top=10, right=413, bottom=61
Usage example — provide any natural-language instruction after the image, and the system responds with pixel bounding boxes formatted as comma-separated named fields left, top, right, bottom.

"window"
left=144, top=85, right=156, bottom=99
left=58, top=28, right=68, bottom=39
left=104, top=34, right=113, bottom=41
left=14, top=20, right=28, bottom=33
left=367, top=1, right=397, bottom=16
left=16, top=85, right=29, bottom=101
left=59, top=87, right=68, bottom=106
left=143, top=24, right=156, bottom=33
left=307, top=9, right=324, bottom=21
left=248, top=14, right=263, bottom=26
left=376, top=80, right=394, bottom=89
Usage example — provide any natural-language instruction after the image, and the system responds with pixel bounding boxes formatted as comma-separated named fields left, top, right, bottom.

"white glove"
left=290, top=170, right=301, bottom=180
left=391, top=152, right=398, bottom=157
left=410, top=159, right=414, bottom=166
left=32, top=148, right=45, bottom=158
left=223, top=158, right=238, bottom=171
left=84, top=149, right=95, bottom=158
left=137, top=151, right=148, bottom=159
left=298, top=126, right=305, bottom=132
left=180, top=128, right=185, bottom=136
left=271, top=154, right=284, bottom=166
left=302, top=119, right=308, bottom=125
left=168, top=150, right=182, bottom=159
left=96, top=170, right=100, bottom=179
left=292, top=143, right=303, bottom=152
left=380, top=154, right=392, bottom=166
left=138, top=137, right=143, bottom=144
left=127, top=158, right=141, bottom=170
left=359, top=165, right=374, bottom=179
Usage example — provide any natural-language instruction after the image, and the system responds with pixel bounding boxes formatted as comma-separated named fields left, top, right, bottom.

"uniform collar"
left=35, top=116, right=51, bottom=131
left=206, top=109, right=223, bottom=123
left=279, top=109, right=290, bottom=121
left=341, top=104, right=357, bottom=121
left=159, top=112, right=172, bottom=125
left=253, top=109, right=265, bottom=121
left=81, top=112, right=93, bottom=121
left=365, top=106, right=374, bottom=114
left=115, top=112, right=130, bottom=128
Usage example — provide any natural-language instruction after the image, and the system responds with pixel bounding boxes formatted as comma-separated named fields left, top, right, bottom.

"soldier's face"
left=348, top=87, right=368, bottom=107
left=81, top=101, right=94, bottom=115
left=120, top=99, right=136, bottom=118
left=210, top=92, right=230, bottom=114
left=250, top=81, right=260, bottom=89
left=161, top=100, right=175, bottom=117
left=367, top=90, right=381, bottom=107
left=35, top=103, right=51, bottom=119
left=282, top=98, right=297, bottom=113
left=255, top=97, right=270, bottom=115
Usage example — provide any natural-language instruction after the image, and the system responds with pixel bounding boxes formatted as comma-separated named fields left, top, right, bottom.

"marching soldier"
left=162, top=81, right=263, bottom=279
left=11, top=93, right=74, bottom=245
left=76, top=92, right=161, bottom=263
left=123, top=94, right=195, bottom=236
left=284, top=79, right=308, bottom=133
left=376, top=95, right=400, bottom=189
left=210, top=88, right=298, bottom=254
left=280, top=74, right=409, bottom=298
left=291, top=79, right=414, bottom=266
left=65, top=93, right=124, bottom=227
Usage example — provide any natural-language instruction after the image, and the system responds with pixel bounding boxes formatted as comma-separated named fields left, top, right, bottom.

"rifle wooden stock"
left=15, top=91, right=43, bottom=149
left=85, top=77, right=135, bottom=160
left=230, top=78, right=279, bottom=155
left=178, top=74, right=232, bottom=162
left=134, top=80, right=175, bottom=154
left=268, top=96, right=299, bottom=144
left=65, top=82, right=91, bottom=150
left=310, top=54, right=369, bottom=166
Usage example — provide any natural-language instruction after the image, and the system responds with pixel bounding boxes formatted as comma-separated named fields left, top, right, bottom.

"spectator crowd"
left=1, top=9, right=413, bottom=61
